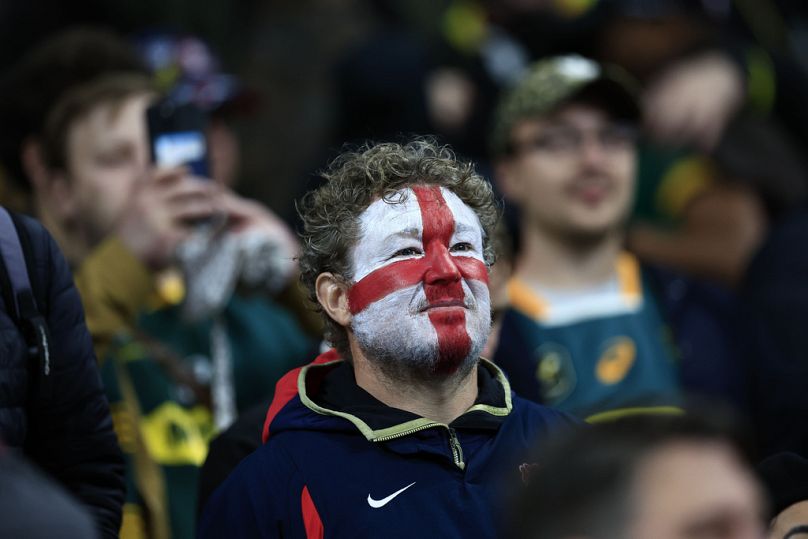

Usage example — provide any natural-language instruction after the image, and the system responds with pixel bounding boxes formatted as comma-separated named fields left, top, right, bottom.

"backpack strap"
left=0, top=207, right=52, bottom=381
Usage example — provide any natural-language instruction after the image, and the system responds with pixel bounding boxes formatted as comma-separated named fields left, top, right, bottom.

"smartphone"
left=146, top=100, right=210, bottom=178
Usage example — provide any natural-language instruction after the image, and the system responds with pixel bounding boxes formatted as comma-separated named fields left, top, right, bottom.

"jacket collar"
left=297, top=358, right=513, bottom=442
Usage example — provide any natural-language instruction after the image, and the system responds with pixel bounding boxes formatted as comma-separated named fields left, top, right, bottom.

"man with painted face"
left=491, top=56, right=751, bottom=420
left=198, top=140, right=576, bottom=538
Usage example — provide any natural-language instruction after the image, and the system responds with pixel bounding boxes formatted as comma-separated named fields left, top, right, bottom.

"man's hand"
left=643, top=52, right=744, bottom=150
left=220, top=190, right=300, bottom=261
left=115, top=167, right=218, bottom=270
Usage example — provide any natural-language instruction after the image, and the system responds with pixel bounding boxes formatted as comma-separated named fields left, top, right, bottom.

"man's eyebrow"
left=388, top=227, right=421, bottom=239
left=454, top=221, right=481, bottom=235
left=784, top=525, right=808, bottom=539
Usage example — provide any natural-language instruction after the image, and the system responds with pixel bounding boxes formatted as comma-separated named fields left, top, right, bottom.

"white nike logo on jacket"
left=367, top=482, right=417, bottom=508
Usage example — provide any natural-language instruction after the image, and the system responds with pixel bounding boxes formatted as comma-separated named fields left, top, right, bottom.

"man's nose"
left=424, top=242, right=461, bottom=284
left=579, top=134, right=608, bottom=169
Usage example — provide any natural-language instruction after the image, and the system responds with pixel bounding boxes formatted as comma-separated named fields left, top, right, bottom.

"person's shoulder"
left=7, top=211, right=52, bottom=257
left=200, top=430, right=314, bottom=517
left=509, top=393, right=582, bottom=431
left=10, top=211, right=44, bottom=232
left=235, top=427, right=312, bottom=478
left=198, top=435, right=303, bottom=538
left=3, top=210, right=71, bottom=299
left=202, top=434, right=301, bottom=513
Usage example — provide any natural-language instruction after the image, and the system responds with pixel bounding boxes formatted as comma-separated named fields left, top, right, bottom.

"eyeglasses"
left=508, top=123, right=638, bottom=156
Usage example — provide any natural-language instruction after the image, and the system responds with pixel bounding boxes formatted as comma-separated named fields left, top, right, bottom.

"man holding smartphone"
left=0, top=27, right=316, bottom=538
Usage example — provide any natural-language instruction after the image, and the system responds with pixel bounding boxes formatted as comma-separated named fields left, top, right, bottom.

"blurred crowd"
left=0, top=0, right=808, bottom=538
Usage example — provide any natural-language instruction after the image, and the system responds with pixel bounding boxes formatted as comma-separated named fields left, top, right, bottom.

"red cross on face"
left=348, top=185, right=489, bottom=373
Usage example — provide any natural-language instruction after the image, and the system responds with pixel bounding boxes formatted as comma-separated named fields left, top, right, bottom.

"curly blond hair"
left=298, top=138, right=500, bottom=358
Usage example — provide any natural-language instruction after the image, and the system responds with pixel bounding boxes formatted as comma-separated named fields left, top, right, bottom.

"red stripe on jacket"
left=262, top=349, right=341, bottom=443
left=301, top=485, right=324, bottom=539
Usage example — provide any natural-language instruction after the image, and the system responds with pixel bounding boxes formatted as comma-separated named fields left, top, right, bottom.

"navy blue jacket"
left=0, top=213, right=124, bottom=538
left=199, top=354, right=577, bottom=538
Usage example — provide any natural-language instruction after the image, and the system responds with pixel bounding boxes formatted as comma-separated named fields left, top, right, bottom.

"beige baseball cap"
left=490, top=55, right=640, bottom=157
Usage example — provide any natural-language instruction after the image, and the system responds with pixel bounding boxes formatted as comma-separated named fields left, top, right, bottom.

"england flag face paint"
left=348, top=185, right=491, bottom=378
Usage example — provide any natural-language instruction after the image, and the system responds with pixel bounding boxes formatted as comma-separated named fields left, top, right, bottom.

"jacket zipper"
left=373, top=423, right=437, bottom=442
left=447, top=427, right=465, bottom=470
left=374, top=423, right=466, bottom=470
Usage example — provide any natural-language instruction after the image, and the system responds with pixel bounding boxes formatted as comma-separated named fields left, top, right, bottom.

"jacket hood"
left=262, top=350, right=513, bottom=443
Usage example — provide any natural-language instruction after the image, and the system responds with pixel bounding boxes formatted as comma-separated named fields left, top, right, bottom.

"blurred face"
left=63, top=93, right=152, bottom=246
left=347, top=186, right=491, bottom=379
left=628, top=442, right=766, bottom=539
left=769, top=501, right=808, bottom=539
left=502, top=103, right=637, bottom=242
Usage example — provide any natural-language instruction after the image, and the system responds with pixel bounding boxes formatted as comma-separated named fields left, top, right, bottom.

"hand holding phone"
left=147, top=99, right=210, bottom=177
left=116, top=167, right=219, bottom=269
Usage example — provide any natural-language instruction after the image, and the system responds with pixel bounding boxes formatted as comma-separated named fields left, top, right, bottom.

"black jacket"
left=0, top=213, right=124, bottom=538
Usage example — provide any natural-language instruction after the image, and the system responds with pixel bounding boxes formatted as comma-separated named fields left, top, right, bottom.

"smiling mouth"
left=567, top=180, right=613, bottom=205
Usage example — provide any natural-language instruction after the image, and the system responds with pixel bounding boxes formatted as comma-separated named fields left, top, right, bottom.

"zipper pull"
left=447, top=427, right=466, bottom=470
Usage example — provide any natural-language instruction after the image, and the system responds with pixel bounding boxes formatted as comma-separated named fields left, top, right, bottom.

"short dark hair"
left=510, top=410, right=753, bottom=539
left=42, top=73, right=155, bottom=172
left=0, top=26, right=148, bottom=190
left=297, top=138, right=500, bottom=358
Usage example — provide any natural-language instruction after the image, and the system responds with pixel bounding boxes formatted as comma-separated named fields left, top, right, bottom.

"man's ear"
left=21, top=138, right=76, bottom=220
left=315, top=272, right=352, bottom=327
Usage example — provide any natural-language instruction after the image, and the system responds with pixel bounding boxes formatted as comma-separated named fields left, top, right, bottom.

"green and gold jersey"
left=493, top=253, right=682, bottom=421
left=102, top=294, right=314, bottom=539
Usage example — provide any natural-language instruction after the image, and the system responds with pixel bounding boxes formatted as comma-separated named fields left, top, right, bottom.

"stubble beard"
left=351, top=280, right=492, bottom=386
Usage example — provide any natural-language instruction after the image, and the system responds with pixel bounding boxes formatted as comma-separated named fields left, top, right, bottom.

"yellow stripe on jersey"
left=507, top=252, right=643, bottom=324
left=616, top=252, right=642, bottom=305
left=585, top=405, right=685, bottom=424
left=507, top=278, right=548, bottom=320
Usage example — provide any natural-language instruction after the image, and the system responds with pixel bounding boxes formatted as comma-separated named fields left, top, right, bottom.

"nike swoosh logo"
left=367, top=482, right=416, bottom=508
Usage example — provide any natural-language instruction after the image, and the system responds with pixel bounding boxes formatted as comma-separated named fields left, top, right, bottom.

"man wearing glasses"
left=489, top=56, right=749, bottom=421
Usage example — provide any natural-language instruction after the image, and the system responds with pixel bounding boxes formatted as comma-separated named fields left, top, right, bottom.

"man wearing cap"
left=490, top=55, right=750, bottom=420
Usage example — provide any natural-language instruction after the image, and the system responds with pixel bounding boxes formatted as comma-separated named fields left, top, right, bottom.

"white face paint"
left=350, top=187, right=486, bottom=281
left=348, top=186, right=491, bottom=379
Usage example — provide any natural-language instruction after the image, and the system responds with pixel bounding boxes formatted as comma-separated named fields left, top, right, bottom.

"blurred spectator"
left=482, top=0, right=808, bottom=153
left=0, top=206, right=125, bottom=538
left=510, top=411, right=766, bottom=539
left=591, top=1, right=808, bottom=288
left=475, top=1, right=808, bottom=285
left=132, top=30, right=322, bottom=335
left=629, top=115, right=808, bottom=286
left=758, top=452, right=808, bottom=539
left=0, top=26, right=149, bottom=217
left=490, top=55, right=751, bottom=420
left=576, top=2, right=808, bottom=288
left=0, top=27, right=317, bottom=538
